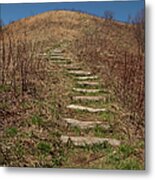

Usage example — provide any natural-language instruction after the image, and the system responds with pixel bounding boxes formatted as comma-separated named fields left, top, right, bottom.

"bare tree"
left=103, top=10, right=114, bottom=21
left=132, top=9, right=145, bottom=55
left=0, top=19, right=5, bottom=29
left=0, top=19, right=6, bottom=85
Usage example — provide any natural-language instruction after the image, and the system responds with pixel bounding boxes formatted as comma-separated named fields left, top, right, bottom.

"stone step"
left=50, top=56, right=65, bottom=59
left=75, top=76, right=98, bottom=80
left=67, top=104, right=106, bottom=113
left=38, top=53, right=47, bottom=56
left=77, top=81, right=99, bottom=86
left=72, top=96, right=104, bottom=101
left=61, top=135, right=121, bottom=147
left=53, top=49, right=63, bottom=53
left=106, top=54, right=114, bottom=58
left=73, top=88, right=101, bottom=93
left=68, top=70, right=91, bottom=76
left=62, top=118, right=110, bottom=129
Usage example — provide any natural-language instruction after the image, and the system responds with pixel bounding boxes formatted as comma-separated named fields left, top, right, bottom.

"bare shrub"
left=131, top=9, right=145, bottom=55
left=0, top=20, right=47, bottom=113
left=103, top=10, right=114, bottom=21
left=72, top=12, right=144, bottom=139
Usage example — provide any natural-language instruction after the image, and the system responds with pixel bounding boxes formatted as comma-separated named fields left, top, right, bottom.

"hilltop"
left=5, top=10, right=136, bottom=52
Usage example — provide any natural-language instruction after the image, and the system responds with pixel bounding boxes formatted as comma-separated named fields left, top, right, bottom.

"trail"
left=42, top=48, right=121, bottom=148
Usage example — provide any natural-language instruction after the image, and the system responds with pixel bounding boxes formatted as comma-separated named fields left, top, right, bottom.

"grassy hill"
left=4, top=10, right=137, bottom=51
left=0, top=10, right=144, bottom=169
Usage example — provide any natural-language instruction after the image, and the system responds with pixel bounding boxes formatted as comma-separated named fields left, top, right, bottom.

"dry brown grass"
left=71, top=14, right=144, bottom=141
left=0, top=10, right=144, bottom=168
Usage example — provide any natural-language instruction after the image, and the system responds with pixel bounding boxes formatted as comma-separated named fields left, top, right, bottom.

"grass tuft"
left=31, top=114, right=43, bottom=126
left=6, top=127, right=18, bottom=137
left=37, top=142, right=51, bottom=154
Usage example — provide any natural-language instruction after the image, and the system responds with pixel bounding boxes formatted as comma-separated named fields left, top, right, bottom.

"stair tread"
left=61, top=135, right=120, bottom=147
left=67, top=104, right=106, bottom=113
left=62, top=118, right=110, bottom=129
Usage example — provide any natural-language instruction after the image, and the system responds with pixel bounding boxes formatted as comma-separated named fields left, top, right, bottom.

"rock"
left=62, top=118, right=110, bottom=129
left=73, top=88, right=101, bottom=93
left=67, top=104, right=106, bottom=113
left=61, top=135, right=121, bottom=147
left=53, top=49, right=63, bottom=53
left=75, top=76, right=98, bottom=80
left=72, top=96, right=105, bottom=101
left=68, top=70, right=91, bottom=75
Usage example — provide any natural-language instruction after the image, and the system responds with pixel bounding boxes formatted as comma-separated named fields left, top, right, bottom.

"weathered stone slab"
left=50, top=56, right=66, bottom=59
left=53, top=49, right=63, bottom=53
left=75, top=76, right=98, bottom=80
left=73, top=88, right=101, bottom=93
left=61, top=135, right=121, bottom=147
left=38, top=53, right=48, bottom=56
left=63, top=118, right=110, bottom=129
left=67, top=104, right=106, bottom=113
left=68, top=70, right=91, bottom=75
left=72, top=96, right=104, bottom=101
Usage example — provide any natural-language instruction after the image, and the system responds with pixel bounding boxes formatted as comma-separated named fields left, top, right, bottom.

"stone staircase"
left=42, top=49, right=121, bottom=147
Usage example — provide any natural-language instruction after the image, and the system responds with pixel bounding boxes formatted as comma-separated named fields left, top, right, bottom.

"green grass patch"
left=119, top=144, right=135, bottom=158
left=70, top=126, right=81, bottom=136
left=6, top=127, right=18, bottom=137
left=117, top=158, right=142, bottom=170
left=37, top=142, right=51, bottom=154
left=93, top=125, right=107, bottom=138
left=83, top=142, right=110, bottom=153
left=99, top=111, right=115, bottom=121
left=0, top=84, right=11, bottom=93
left=105, top=144, right=143, bottom=170
left=31, top=114, right=43, bottom=126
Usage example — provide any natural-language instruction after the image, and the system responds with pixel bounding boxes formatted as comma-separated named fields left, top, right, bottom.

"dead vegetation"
left=72, top=9, right=144, bottom=141
left=0, top=15, right=72, bottom=166
left=0, top=10, right=144, bottom=168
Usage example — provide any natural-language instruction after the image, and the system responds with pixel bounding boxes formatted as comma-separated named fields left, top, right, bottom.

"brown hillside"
left=5, top=10, right=137, bottom=53
left=0, top=10, right=144, bottom=168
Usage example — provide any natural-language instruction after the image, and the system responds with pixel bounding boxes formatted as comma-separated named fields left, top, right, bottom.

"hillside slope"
left=0, top=10, right=144, bottom=169
left=5, top=10, right=136, bottom=52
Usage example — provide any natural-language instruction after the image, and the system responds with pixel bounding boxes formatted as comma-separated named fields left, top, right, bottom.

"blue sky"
left=1, top=1, right=145, bottom=25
